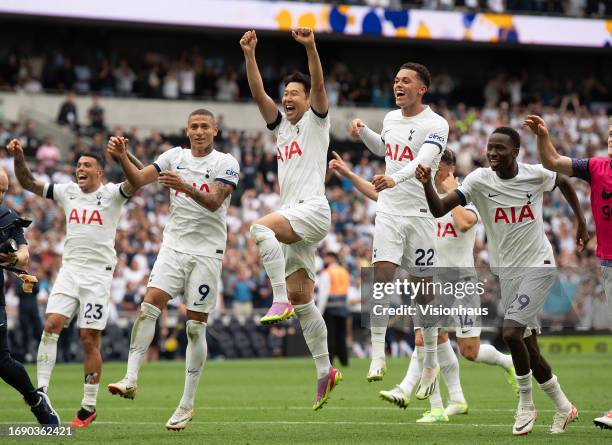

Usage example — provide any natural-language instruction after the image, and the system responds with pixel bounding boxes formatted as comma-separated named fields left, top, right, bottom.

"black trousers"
left=324, top=311, right=348, bottom=367
left=19, top=301, right=43, bottom=359
left=0, top=306, right=38, bottom=403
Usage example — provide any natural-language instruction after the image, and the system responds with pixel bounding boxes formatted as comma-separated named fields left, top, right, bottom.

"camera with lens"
left=0, top=238, right=17, bottom=254
left=0, top=209, right=31, bottom=257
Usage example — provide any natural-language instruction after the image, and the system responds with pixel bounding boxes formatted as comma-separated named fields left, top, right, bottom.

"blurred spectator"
left=95, top=58, right=115, bottom=95
left=36, top=136, right=61, bottom=171
left=319, top=252, right=350, bottom=367
left=74, top=60, right=92, bottom=93
left=114, top=59, right=136, bottom=95
left=178, top=60, right=196, bottom=98
left=17, top=67, right=43, bottom=94
left=146, top=63, right=163, bottom=97
left=18, top=120, right=41, bottom=158
left=88, top=95, right=106, bottom=132
left=233, top=267, right=256, bottom=322
left=216, top=72, right=239, bottom=102
left=56, top=56, right=76, bottom=91
left=56, top=93, right=78, bottom=129
left=163, top=70, right=179, bottom=99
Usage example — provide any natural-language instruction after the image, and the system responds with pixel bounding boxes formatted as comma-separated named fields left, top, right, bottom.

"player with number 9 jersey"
left=106, top=109, right=239, bottom=430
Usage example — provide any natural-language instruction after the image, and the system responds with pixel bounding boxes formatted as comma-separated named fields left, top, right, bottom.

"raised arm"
left=240, top=30, right=279, bottom=124
left=555, top=174, right=590, bottom=252
left=416, top=164, right=462, bottom=217
left=328, top=151, right=378, bottom=201
left=6, top=139, right=45, bottom=196
left=292, top=28, right=327, bottom=115
left=524, top=115, right=573, bottom=176
left=107, top=136, right=158, bottom=190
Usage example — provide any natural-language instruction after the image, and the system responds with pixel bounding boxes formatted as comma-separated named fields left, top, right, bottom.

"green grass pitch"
left=1, top=353, right=610, bottom=444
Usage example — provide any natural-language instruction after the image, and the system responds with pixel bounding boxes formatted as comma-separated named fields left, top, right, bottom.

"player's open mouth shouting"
left=76, top=172, right=88, bottom=187
left=284, top=102, right=296, bottom=119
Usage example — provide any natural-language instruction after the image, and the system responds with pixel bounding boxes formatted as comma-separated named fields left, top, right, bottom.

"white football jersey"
left=43, top=182, right=128, bottom=271
left=456, top=163, right=557, bottom=276
left=436, top=199, right=478, bottom=270
left=153, top=147, right=239, bottom=259
left=378, top=106, right=449, bottom=217
left=269, top=109, right=329, bottom=206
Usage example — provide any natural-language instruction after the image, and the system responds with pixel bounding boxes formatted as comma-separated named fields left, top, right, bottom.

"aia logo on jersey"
left=494, top=205, right=535, bottom=224
left=68, top=209, right=103, bottom=225
left=176, top=182, right=210, bottom=198
left=277, top=141, right=302, bottom=162
left=386, top=144, right=413, bottom=161
left=437, top=222, right=457, bottom=238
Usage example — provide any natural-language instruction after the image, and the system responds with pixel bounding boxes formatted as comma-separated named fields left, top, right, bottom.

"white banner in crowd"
left=1, top=0, right=611, bottom=48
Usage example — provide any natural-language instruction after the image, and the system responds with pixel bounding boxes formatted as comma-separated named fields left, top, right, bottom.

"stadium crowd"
left=1, top=95, right=609, bottom=363
left=4, top=47, right=610, bottom=110
left=297, top=0, right=612, bottom=17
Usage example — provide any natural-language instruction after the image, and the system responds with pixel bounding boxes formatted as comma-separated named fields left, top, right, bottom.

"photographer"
left=0, top=167, right=60, bottom=424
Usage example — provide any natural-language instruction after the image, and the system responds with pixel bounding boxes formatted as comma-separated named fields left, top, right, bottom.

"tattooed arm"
left=157, top=172, right=234, bottom=212
left=6, top=139, right=45, bottom=196
left=126, top=150, right=144, bottom=170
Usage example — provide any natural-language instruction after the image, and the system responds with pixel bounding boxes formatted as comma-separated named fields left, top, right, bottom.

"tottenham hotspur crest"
left=408, top=129, right=415, bottom=141
left=526, top=192, right=533, bottom=205
left=96, top=192, right=102, bottom=206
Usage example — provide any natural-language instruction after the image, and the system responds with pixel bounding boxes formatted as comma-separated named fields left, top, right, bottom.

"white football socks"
left=37, top=331, right=59, bottom=392
left=81, top=383, right=99, bottom=411
left=429, top=378, right=444, bottom=410
left=179, top=320, right=207, bottom=409
left=437, top=341, right=466, bottom=405
left=125, top=302, right=161, bottom=382
left=399, top=347, right=422, bottom=395
left=250, top=224, right=289, bottom=304
left=538, top=374, right=571, bottom=413
left=421, top=327, right=438, bottom=369
left=516, top=371, right=535, bottom=411
left=294, top=301, right=331, bottom=378
left=474, top=344, right=514, bottom=370
left=370, top=326, right=387, bottom=361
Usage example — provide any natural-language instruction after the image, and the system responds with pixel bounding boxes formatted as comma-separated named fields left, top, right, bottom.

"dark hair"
left=284, top=72, right=311, bottom=95
left=325, top=251, right=339, bottom=262
left=440, top=149, right=456, bottom=166
left=399, top=63, right=431, bottom=88
left=77, top=152, right=105, bottom=169
left=188, top=108, right=215, bottom=121
left=492, top=126, right=521, bottom=148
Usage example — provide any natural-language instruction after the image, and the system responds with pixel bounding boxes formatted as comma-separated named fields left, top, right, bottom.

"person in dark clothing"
left=0, top=167, right=60, bottom=425
left=18, top=281, right=43, bottom=362
left=57, top=93, right=79, bottom=130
